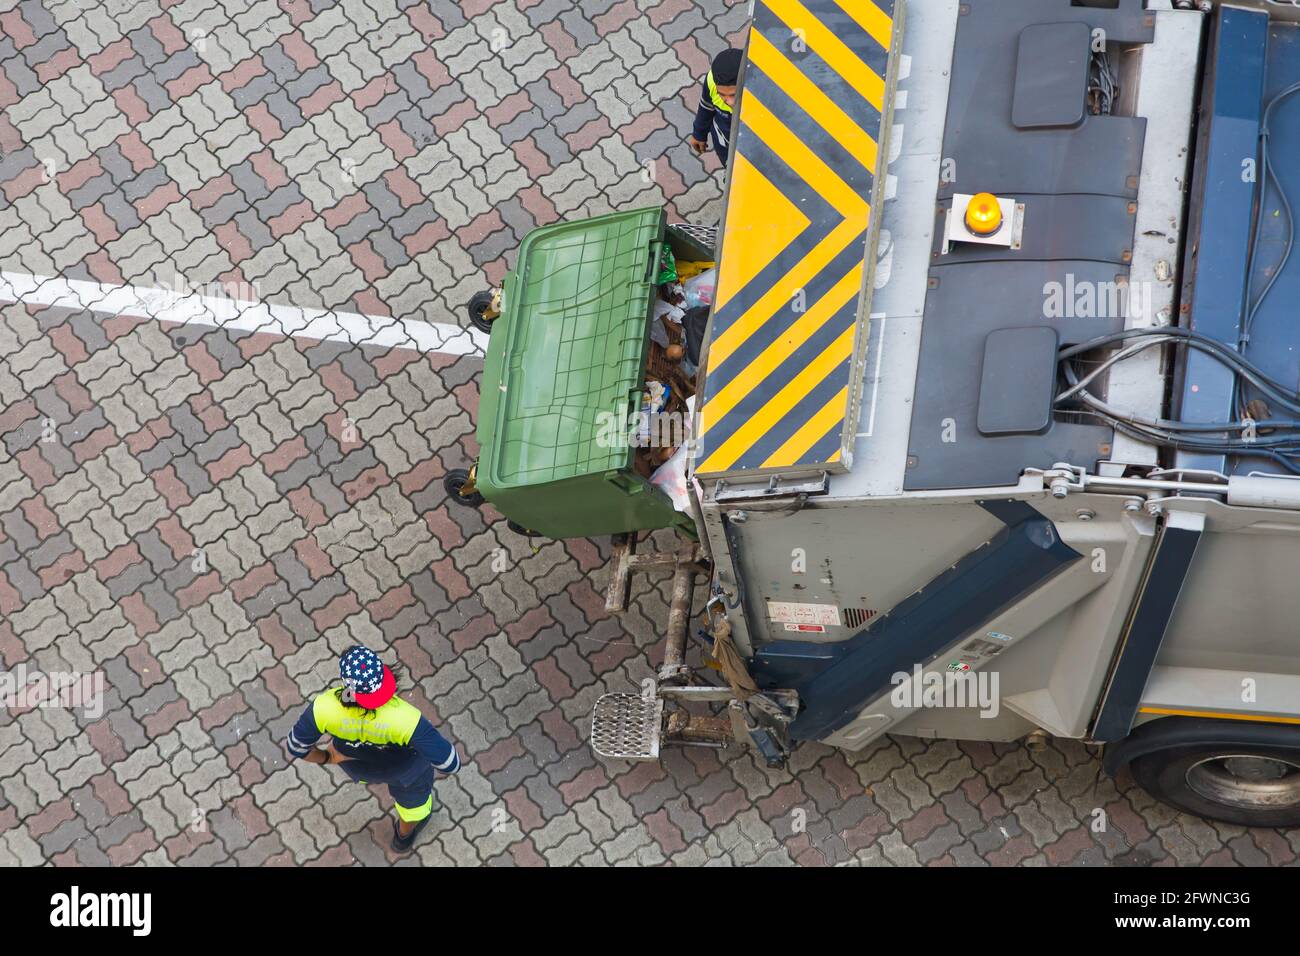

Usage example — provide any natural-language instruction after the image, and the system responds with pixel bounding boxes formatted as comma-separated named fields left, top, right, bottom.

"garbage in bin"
left=634, top=381, right=670, bottom=448
left=682, top=268, right=717, bottom=310
left=651, top=298, right=685, bottom=348
left=650, top=396, right=695, bottom=514
left=676, top=260, right=714, bottom=281
left=656, top=247, right=678, bottom=285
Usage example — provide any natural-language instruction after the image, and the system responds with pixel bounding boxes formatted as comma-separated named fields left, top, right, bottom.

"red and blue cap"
left=339, top=645, right=396, bottom=708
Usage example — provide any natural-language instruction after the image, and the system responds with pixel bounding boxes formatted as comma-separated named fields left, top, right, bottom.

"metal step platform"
left=590, top=693, right=664, bottom=761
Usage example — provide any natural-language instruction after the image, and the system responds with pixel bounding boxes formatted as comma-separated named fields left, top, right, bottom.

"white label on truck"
left=767, top=601, right=841, bottom=627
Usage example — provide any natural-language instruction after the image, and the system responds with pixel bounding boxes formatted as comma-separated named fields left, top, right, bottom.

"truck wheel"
left=443, top=469, right=484, bottom=508
left=466, top=291, right=496, bottom=335
left=1130, top=744, right=1300, bottom=828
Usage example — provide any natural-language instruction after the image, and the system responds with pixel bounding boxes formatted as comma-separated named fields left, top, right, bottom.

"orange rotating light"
left=964, top=192, right=1004, bottom=236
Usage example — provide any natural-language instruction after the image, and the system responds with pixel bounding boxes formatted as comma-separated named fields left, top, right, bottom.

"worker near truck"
left=688, top=48, right=743, bottom=165
left=285, top=645, right=461, bottom=852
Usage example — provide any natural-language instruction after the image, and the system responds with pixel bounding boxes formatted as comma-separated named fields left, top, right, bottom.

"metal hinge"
left=707, top=471, right=829, bottom=505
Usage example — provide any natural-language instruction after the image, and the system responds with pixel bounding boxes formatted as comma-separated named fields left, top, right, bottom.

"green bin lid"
left=477, top=206, right=665, bottom=493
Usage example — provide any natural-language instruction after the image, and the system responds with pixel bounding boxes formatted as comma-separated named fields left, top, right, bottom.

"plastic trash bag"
left=676, top=260, right=716, bottom=281
left=683, top=268, right=717, bottom=309
left=651, top=298, right=685, bottom=347
left=650, top=397, right=695, bottom=513
left=657, top=248, right=678, bottom=285
left=682, top=306, right=709, bottom=365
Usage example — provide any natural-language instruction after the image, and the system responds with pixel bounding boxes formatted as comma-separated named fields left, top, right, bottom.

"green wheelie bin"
left=446, top=206, right=713, bottom=540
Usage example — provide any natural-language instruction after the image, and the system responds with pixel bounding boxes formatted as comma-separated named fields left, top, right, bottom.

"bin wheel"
left=467, top=291, right=497, bottom=335
left=1131, top=743, right=1300, bottom=828
left=444, top=469, right=484, bottom=508
left=506, top=520, right=540, bottom=539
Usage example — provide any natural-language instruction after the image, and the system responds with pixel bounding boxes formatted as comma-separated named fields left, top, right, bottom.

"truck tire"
left=1130, top=743, right=1300, bottom=828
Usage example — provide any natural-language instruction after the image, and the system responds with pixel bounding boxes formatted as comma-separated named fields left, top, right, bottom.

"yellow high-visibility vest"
left=311, top=688, right=421, bottom=746
left=707, top=71, right=734, bottom=114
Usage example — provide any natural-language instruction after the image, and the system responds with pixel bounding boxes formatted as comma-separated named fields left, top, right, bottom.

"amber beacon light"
left=964, top=192, right=1004, bottom=236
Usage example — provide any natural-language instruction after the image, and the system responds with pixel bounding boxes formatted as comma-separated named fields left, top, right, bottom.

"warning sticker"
left=784, top=623, right=826, bottom=633
left=767, top=601, right=841, bottom=627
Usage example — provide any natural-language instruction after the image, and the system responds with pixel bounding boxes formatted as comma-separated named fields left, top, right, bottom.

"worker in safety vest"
left=688, top=48, right=743, bottom=165
left=285, top=645, right=461, bottom=852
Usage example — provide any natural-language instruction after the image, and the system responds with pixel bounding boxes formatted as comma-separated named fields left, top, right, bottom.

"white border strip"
left=858, top=313, right=888, bottom=439
left=0, top=271, right=488, bottom=357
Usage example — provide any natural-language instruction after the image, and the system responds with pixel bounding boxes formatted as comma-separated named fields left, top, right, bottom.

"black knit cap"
left=711, top=48, right=744, bottom=86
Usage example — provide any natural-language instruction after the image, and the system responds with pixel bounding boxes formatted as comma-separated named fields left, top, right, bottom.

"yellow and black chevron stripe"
left=695, top=0, right=903, bottom=479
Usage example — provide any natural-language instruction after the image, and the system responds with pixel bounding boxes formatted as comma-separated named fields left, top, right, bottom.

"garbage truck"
left=450, top=0, right=1300, bottom=828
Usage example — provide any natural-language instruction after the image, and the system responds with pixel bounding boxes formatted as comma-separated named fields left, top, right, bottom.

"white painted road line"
left=0, top=271, right=488, bottom=357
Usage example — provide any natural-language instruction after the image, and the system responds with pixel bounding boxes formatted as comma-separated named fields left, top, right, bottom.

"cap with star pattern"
left=339, top=645, right=396, bottom=708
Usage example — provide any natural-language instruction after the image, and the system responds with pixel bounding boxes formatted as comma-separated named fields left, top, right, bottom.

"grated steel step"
left=590, top=693, right=664, bottom=761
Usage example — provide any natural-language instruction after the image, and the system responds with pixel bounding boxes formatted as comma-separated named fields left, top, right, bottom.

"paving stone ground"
left=0, top=0, right=1294, bottom=867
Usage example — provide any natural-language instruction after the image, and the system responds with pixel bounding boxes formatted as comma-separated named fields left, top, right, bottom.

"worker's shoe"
left=391, top=816, right=430, bottom=853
